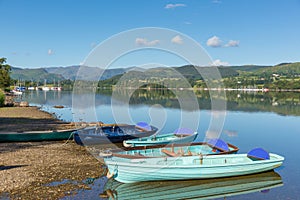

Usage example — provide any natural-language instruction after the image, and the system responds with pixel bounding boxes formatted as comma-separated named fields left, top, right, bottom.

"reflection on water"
left=223, top=129, right=238, bottom=137
left=57, top=171, right=282, bottom=199
left=59, top=177, right=108, bottom=200
left=18, top=89, right=300, bottom=199
left=100, top=171, right=282, bottom=200
left=21, top=90, right=300, bottom=116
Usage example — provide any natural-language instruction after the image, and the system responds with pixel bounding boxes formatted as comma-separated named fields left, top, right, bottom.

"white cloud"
left=225, top=40, right=239, bottom=47
left=165, top=3, right=186, bottom=9
left=206, top=36, right=222, bottom=47
left=48, top=49, right=54, bottom=55
left=171, top=35, right=183, bottom=44
left=135, top=38, right=160, bottom=46
left=184, top=21, right=192, bottom=25
left=211, top=59, right=229, bottom=66
left=207, top=36, right=240, bottom=48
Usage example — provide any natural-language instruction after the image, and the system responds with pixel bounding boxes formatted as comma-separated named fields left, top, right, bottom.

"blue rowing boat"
left=104, top=148, right=284, bottom=183
left=73, top=122, right=158, bottom=145
left=123, top=128, right=198, bottom=147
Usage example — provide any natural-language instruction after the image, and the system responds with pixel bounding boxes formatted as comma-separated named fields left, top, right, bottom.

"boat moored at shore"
left=73, top=122, right=158, bottom=145
left=0, top=129, right=76, bottom=142
left=104, top=149, right=284, bottom=183
left=123, top=128, right=198, bottom=147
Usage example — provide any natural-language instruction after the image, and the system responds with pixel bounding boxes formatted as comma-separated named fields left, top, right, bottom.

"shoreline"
left=0, top=106, right=77, bottom=132
left=0, top=106, right=104, bottom=199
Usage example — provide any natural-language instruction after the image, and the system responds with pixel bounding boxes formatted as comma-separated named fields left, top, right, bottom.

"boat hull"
left=0, top=129, right=76, bottom=142
left=74, top=125, right=158, bottom=145
left=123, top=132, right=198, bottom=147
left=105, top=153, right=284, bottom=183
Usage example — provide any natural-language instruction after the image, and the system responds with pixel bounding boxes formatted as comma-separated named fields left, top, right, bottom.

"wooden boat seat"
left=161, top=149, right=180, bottom=157
left=112, top=153, right=147, bottom=159
left=161, top=148, right=195, bottom=157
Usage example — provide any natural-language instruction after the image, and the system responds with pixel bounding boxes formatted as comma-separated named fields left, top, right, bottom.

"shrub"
left=0, top=90, right=5, bottom=107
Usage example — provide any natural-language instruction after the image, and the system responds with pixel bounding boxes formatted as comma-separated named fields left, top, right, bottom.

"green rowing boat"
left=0, top=129, right=76, bottom=142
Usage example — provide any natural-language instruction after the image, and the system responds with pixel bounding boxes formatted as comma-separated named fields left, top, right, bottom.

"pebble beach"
left=0, top=106, right=104, bottom=199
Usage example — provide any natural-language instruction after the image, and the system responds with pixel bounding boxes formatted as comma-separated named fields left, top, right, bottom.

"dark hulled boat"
left=73, top=122, right=158, bottom=145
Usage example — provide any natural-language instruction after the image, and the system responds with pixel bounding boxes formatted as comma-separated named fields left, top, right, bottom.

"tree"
left=0, top=58, right=11, bottom=89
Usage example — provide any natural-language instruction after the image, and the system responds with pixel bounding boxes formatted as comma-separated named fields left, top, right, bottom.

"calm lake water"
left=21, top=90, right=300, bottom=199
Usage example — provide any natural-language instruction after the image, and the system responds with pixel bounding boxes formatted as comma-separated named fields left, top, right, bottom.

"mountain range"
left=10, top=62, right=300, bottom=83
left=11, top=65, right=130, bottom=82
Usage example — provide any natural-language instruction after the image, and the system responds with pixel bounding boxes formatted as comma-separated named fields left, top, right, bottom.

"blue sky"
left=0, top=0, right=300, bottom=68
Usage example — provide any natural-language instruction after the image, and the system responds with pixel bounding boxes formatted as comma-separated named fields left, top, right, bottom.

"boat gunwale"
left=108, top=142, right=239, bottom=159
left=75, top=125, right=158, bottom=136
left=0, top=129, right=77, bottom=135
left=124, top=132, right=198, bottom=145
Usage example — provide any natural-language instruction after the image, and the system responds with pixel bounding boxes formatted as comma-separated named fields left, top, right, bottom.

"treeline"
left=0, top=58, right=11, bottom=106
left=0, top=58, right=11, bottom=90
left=98, top=63, right=300, bottom=90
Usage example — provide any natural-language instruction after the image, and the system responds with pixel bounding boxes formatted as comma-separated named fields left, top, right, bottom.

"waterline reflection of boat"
left=101, top=170, right=283, bottom=200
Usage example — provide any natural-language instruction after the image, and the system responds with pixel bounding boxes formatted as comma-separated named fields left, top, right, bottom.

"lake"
left=21, top=89, right=300, bottom=199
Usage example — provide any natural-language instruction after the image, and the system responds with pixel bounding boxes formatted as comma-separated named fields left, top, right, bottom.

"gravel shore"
left=0, top=107, right=105, bottom=199
left=0, top=107, right=76, bottom=132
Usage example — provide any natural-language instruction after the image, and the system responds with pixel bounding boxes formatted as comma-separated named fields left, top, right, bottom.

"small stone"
left=19, top=101, right=29, bottom=107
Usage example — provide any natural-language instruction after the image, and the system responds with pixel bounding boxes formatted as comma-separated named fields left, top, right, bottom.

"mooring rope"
left=62, top=131, right=75, bottom=145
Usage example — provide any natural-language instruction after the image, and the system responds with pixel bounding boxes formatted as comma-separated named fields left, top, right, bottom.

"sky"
left=0, top=0, right=300, bottom=68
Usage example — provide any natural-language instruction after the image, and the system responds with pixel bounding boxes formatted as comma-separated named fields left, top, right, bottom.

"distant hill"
left=253, top=62, right=300, bottom=76
left=11, top=65, right=132, bottom=82
left=45, top=65, right=128, bottom=81
left=227, top=65, right=272, bottom=72
left=124, top=65, right=239, bottom=79
left=11, top=67, right=65, bottom=82
left=45, top=66, right=80, bottom=80
left=98, top=65, right=240, bottom=87
left=175, top=65, right=239, bottom=78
